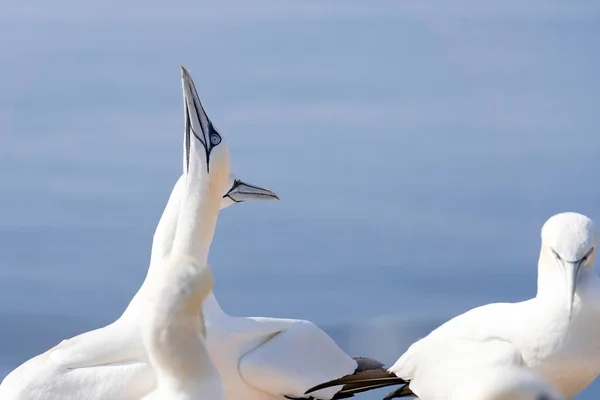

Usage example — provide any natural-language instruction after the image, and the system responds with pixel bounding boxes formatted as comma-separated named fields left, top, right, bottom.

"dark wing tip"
left=305, top=362, right=408, bottom=398
left=353, top=356, right=386, bottom=372
left=383, top=385, right=414, bottom=399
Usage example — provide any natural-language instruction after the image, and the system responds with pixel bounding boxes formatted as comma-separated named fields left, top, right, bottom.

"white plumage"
left=0, top=67, right=399, bottom=400
left=385, top=212, right=600, bottom=399
left=306, top=212, right=600, bottom=400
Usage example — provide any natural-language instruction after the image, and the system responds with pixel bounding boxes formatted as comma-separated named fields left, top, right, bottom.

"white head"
left=181, top=65, right=230, bottom=187
left=171, top=66, right=232, bottom=263
left=453, top=366, right=565, bottom=400
left=539, top=212, right=598, bottom=318
left=181, top=66, right=278, bottom=209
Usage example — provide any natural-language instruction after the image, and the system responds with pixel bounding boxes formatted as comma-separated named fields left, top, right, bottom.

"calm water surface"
left=1, top=1, right=600, bottom=398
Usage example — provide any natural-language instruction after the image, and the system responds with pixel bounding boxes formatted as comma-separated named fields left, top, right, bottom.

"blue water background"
left=1, top=1, right=600, bottom=398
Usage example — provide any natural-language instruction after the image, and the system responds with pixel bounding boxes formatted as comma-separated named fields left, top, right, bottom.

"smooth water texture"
left=1, top=1, right=600, bottom=398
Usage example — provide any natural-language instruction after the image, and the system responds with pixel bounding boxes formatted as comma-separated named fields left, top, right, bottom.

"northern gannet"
left=307, top=212, right=600, bottom=399
left=0, top=79, right=278, bottom=400
left=141, top=63, right=231, bottom=399
left=177, top=68, right=404, bottom=400
left=0, top=67, right=404, bottom=400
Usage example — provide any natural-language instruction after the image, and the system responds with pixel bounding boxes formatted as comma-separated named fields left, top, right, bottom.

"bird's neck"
left=149, top=175, right=185, bottom=267
left=143, top=263, right=220, bottom=391
left=171, top=165, right=221, bottom=264
left=536, top=260, right=564, bottom=300
left=147, top=315, right=219, bottom=392
left=536, top=259, right=596, bottom=302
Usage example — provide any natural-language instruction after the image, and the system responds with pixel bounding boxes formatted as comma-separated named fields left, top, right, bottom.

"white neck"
left=171, top=160, right=221, bottom=264
left=143, top=148, right=226, bottom=394
left=536, top=257, right=564, bottom=301
left=149, top=175, right=185, bottom=267
left=120, top=176, right=186, bottom=319
left=143, top=264, right=220, bottom=393
left=535, top=251, right=596, bottom=302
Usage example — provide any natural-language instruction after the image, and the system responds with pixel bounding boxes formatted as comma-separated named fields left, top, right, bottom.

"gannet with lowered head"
left=0, top=74, right=278, bottom=400
left=141, top=63, right=232, bottom=399
left=306, top=212, right=600, bottom=399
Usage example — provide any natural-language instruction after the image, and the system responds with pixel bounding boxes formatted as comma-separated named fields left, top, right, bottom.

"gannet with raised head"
left=141, top=63, right=231, bottom=399
left=0, top=70, right=278, bottom=400
left=306, top=212, right=600, bottom=399
left=178, top=67, right=404, bottom=400
left=0, top=67, right=403, bottom=400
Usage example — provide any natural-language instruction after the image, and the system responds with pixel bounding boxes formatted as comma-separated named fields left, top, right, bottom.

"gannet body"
left=307, top=212, right=600, bottom=399
left=203, top=293, right=380, bottom=400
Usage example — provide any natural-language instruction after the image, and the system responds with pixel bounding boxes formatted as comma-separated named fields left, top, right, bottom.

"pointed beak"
left=224, top=179, right=280, bottom=203
left=181, top=66, right=214, bottom=172
left=562, top=260, right=582, bottom=320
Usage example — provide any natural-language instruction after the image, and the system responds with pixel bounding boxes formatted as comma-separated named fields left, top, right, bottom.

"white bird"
left=141, top=63, right=232, bottom=399
left=177, top=67, right=403, bottom=400
left=0, top=73, right=278, bottom=400
left=307, top=212, right=600, bottom=399
left=0, top=67, right=403, bottom=400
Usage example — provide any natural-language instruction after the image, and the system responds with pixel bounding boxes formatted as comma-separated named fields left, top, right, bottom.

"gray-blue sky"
left=1, top=1, right=600, bottom=397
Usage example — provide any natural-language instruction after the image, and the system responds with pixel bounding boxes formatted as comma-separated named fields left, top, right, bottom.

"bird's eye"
left=210, top=133, right=221, bottom=146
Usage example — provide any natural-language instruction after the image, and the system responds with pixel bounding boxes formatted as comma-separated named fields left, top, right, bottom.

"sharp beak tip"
left=180, top=66, right=193, bottom=86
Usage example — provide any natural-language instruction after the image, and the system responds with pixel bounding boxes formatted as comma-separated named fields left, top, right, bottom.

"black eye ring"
left=210, top=133, right=221, bottom=146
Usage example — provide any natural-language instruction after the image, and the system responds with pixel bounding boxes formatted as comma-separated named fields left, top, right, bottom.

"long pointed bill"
left=224, top=178, right=280, bottom=203
left=181, top=66, right=215, bottom=173
left=563, top=261, right=581, bottom=320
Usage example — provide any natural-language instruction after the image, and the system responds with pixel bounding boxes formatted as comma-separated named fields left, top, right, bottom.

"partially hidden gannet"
left=306, top=212, right=600, bottom=399
left=141, top=62, right=232, bottom=399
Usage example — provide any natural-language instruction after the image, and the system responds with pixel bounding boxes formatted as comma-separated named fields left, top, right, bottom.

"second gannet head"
left=539, top=212, right=598, bottom=318
left=221, top=175, right=279, bottom=208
